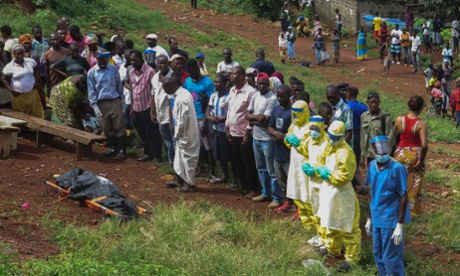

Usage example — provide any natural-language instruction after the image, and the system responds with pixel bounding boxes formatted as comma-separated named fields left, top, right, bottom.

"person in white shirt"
left=216, top=48, right=240, bottom=78
left=390, top=24, right=402, bottom=64
left=409, top=30, right=422, bottom=73
left=421, top=17, right=432, bottom=52
left=145, top=33, right=169, bottom=62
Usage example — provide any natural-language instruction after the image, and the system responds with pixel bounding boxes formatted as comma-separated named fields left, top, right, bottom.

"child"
left=287, top=26, right=296, bottom=61
left=383, top=42, right=391, bottom=75
left=278, top=31, right=288, bottom=64
left=82, top=101, right=102, bottom=134
left=424, top=63, right=434, bottom=95
left=431, top=81, right=443, bottom=115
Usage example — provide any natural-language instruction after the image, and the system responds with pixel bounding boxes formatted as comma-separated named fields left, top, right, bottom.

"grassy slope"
left=1, top=1, right=460, bottom=275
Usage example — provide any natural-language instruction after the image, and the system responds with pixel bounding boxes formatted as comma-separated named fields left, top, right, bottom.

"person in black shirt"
left=250, top=48, right=276, bottom=76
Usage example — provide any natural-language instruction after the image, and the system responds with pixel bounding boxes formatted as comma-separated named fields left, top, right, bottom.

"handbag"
left=320, top=50, right=330, bottom=62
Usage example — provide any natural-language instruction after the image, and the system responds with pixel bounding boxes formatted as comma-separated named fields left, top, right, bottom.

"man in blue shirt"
left=345, top=86, right=368, bottom=165
left=268, top=85, right=295, bottom=213
left=88, top=49, right=126, bottom=160
left=250, top=48, right=276, bottom=76
left=365, top=135, right=411, bottom=276
left=184, top=58, right=215, bottom=178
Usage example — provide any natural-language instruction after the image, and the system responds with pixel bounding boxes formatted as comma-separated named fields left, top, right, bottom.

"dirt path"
left=138, top=0, right=431, bottom=98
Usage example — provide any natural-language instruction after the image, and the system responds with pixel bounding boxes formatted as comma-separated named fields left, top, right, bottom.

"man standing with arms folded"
left=151, top=54, right=175, bottom=164
left=246, top=72, right=283, bottom=209
left=226, top=66, right=259, bottom=196
left=88, top=49, right=126, bottom=160
left=365, top=135, right=410, bottom=276
left=127, top=50, right=162, bottom=163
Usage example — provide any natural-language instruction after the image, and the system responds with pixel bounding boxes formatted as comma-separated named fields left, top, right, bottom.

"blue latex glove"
left=302, top=163, right=316, bottom=176
left=286, top=134, right=301, bottom=147
left=317, top=166, right=331, bottom=180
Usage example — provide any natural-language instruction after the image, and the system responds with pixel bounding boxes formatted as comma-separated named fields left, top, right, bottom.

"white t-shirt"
left=119, top=64, right=131, bottom=105
left=422, top=21, right=431, bottom=35
left=216, top=60, right=240, bottom=75
left=410, top=36, right=421, bottom=52
left=391, top=29, right=402, bottom=44
left=2, top=58, right=37, bottom=93
left=247, top=91, right=278, bottom=141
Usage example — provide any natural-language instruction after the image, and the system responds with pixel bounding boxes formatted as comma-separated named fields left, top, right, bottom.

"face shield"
left=370, top=135, right=390, bottom=163
left=327, top=120, right=345, bottom=146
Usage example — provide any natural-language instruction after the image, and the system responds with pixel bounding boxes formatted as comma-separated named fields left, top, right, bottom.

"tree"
left=424, top=0, right=460, bottom=17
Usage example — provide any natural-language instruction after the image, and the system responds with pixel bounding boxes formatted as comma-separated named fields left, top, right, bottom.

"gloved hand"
left=93, top=106, right=103, bottom=118
left=302, top=163, right=316, bottom=176
left=317, top=166, right=331, bottom=180
left=365, top=218, right=372, bottom=236
left=391, top=223, right=404, bottom=245
left=286, top=134, right=301, bottom=147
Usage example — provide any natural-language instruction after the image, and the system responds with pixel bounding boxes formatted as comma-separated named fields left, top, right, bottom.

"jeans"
left=133, top=108, right=162, bottom=160
left=401, top=46, right=411, bottom=65
left=159, top=123, right=175, bottom=164
left=274, top=159, right=290, bottom=194
left=411, top=51, right=421, bottom=72
left=453, top=36, right=459, bottom=51
left=253, top=139, right=284, bottom=202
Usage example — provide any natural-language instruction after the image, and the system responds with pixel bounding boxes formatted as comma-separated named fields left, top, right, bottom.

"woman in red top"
left=452, top=79, right=460, bottom=128
left=393, top=95, right=428, bottom=217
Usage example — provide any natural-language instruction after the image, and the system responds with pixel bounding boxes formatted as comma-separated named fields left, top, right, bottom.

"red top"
left=399, top=115, right=422, bottom=147
left=453, top=88, right=460, bottom=112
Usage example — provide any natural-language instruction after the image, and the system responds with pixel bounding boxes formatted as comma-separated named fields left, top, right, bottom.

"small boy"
left=278, top=32, right=288, bottom=64
left=424, top=63, right=434, bottom=94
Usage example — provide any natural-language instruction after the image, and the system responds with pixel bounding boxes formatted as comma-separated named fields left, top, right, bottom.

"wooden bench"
left=0, top=124, right=20, bottom=157
left=0, top=109, right=106, bottom=160
left=0, top=115, right=27, bottom=151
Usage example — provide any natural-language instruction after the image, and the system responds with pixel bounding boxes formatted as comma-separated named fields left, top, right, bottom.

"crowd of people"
left=0, top=7, right=436, bottom=274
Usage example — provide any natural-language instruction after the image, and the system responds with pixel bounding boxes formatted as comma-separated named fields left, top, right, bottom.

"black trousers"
left=230, top=135, right=259, bottom=193
left=133, top=108, right=162, bottom=160
left=191, top=0, right=197, bottom=8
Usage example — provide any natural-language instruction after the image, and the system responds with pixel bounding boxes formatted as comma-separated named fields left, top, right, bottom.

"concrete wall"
left=314, top=0, right=424, bottom=33
left=314, top=0, right=358, bottom=33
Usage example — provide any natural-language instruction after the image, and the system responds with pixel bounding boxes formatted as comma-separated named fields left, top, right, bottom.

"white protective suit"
left=172, top=87, right=200, bottom=185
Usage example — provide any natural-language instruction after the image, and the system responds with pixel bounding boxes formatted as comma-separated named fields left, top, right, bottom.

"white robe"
left=286, top=125, right=309, bottom=202
left=172, top=87, right=200, bottom=185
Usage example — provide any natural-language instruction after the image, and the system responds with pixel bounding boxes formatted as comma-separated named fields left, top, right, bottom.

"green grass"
left=434, top=146, right=460, bottom=158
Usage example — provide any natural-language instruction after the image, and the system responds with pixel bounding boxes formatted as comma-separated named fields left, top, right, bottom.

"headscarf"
left=271, top=72, right=284, bottom=84
left=12, top=44, right=25, bottom=53
left=18, top=34, right=33, bottom=45
left=83, top=33, right=101, bottom=63
left=292, top=100, right=310, bottom=127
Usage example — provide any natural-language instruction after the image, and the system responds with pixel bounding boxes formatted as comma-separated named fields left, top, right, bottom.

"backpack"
left=380, top=113, right=396, bottom=157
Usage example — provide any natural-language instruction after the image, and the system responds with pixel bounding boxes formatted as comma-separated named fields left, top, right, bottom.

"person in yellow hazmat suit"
left=284, top=100, right=310, bottom=223
left=297, top=115, right=328, bottom=248
left=296, top=16, right=310, bottom=38
left=309, top=120, right=361, bottom=271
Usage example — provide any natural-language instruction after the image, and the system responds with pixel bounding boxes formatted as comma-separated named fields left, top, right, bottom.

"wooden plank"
left=0, top=115, right=27, bottom=126
left=1, top=110, right=105, bottom=145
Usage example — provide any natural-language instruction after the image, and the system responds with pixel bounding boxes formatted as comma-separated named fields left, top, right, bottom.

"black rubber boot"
left=115, top=135, right=127, bottom=160
left=102, top=138, right=119, bottom=157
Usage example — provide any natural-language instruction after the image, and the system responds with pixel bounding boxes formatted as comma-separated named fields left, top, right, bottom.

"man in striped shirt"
left=127, top=50, right=163, bottom=162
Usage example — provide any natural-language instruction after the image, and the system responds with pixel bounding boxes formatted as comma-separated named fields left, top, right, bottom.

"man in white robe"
left=162, top=78, right=200, bottom=192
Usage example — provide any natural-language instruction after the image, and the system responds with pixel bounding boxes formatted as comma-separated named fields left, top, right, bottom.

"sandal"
left=245, top=191, right=257, bottom=199
left=213, top=178, right=227, bottom=184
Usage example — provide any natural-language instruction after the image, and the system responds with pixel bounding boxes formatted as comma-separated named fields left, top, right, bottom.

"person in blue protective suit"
left=297, top=115, right=328, bottom=248
left=284, top=100, right=310, bottom=222
left=365, top=135, right=411, bottom=276
left=311, top=120, right=361, bottom=271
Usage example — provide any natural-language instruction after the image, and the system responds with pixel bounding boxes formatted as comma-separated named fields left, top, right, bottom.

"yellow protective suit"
left=284, top=101, right=312, bottom=230
left=296, top=17, right=310, bottom=37
left=297, top=116, right=328, bottom=243
left=316, top=121, right=361, bottom=264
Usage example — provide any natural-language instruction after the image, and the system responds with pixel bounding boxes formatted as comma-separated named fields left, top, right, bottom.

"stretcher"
left=44, top=180, right=152, bottom=217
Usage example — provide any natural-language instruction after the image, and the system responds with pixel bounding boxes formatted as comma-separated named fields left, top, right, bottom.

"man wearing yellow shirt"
left=373, top=13, right=382, bottom=44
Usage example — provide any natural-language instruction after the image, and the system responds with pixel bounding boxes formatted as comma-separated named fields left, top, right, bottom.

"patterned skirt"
left=49, top=85, right=82, bottom=129
left=394, top=146, right=425, bottom=217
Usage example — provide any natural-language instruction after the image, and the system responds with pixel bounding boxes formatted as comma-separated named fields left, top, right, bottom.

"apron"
left=307, top=139, right=327, bottom=215
left=318, top=150, right=356, bottom=233
left=286, top=125, right=309, bottom=202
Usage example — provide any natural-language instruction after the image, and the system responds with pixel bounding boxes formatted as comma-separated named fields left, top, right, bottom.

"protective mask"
left=375, top=154, right=390, bottom=163
left=310, top=130, right=321, bottom=140
left=329, top=139, right=340, bottom=146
